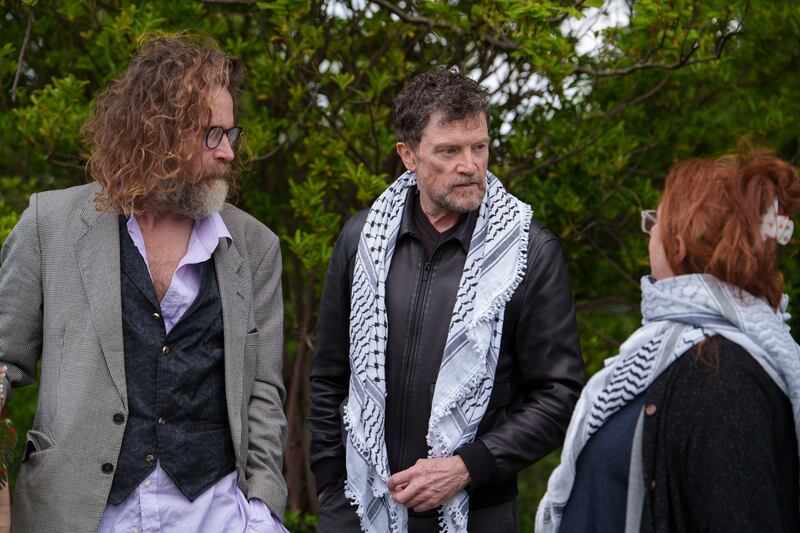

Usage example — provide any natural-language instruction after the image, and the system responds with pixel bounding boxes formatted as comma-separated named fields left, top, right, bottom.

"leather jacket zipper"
left=395, top=256, right=434, bottom=469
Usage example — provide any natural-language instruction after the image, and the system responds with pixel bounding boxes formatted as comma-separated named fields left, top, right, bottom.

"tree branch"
left=587, top=235, right=639, bottom=289
left=10, top=11, right=34, bottom=103
left=545, top=1, right=588, bottom=26
left=577, top=315, right=622, bottom=350
left=574, top=10, right=746, bottom=79
left=576, top=295, right=637, bottom=314
left=369, top=0, right=519, bottom=52
left=584, top=72, right=672, bottom=120
left=523, top=123, right=614, bottom=177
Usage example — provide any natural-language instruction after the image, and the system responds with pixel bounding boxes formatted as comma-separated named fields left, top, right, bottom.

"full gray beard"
left=168, top=178, right=229, bottom=219
left=148, top=162, right=234, bottom=219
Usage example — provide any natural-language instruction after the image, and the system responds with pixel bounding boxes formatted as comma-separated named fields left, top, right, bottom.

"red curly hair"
left=81, top=33, right=244, bottom=215
left=659, top=150, right=800, bottom=309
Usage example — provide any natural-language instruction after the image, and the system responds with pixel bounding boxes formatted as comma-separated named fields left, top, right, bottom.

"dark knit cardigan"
left=640, top=336, right=800, bottom=532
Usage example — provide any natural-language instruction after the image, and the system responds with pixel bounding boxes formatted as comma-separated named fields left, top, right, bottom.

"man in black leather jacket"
left=309, top=68, right=585, bottom=532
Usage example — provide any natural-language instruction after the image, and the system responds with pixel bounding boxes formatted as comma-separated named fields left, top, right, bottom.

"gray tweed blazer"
left=0, top=183, right=287, bottom=532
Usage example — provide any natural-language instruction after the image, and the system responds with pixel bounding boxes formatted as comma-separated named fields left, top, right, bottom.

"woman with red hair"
left=537, top=150, right=800, bottom=532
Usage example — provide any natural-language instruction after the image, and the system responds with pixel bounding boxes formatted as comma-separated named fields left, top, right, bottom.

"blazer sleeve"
left=0, top=193, right=44, bottom=403
left=244, top=234, right=289, bottom=519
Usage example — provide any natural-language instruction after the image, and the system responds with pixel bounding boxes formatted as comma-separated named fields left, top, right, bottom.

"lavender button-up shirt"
left=97, top=214, right=287, bottom=533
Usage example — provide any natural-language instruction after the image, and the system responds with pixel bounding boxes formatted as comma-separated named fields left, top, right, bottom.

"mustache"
left=198, top=162, right=236, bottom=185
left=451, top=175, right=483, bottom=187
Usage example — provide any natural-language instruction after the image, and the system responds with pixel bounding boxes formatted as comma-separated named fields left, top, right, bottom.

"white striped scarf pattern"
left=343, top=171, right=531, bottom=532
left=586, top=326, right=708, bottom=436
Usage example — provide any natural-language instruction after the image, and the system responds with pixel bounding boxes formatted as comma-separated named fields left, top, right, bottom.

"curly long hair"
left=82, top=33, right=244, bottom=215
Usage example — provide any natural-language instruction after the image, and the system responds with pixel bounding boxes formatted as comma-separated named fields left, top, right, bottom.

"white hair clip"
left=761, top=199, right=794, bottom=245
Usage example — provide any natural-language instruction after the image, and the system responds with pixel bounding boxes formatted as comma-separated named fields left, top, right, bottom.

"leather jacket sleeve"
left=456, top=225, right=585, bottom=488
left=308, top=212, right=366, bottom=494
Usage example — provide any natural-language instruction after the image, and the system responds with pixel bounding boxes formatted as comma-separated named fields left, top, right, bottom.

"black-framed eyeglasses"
left=641, top=209, right=657, bottom=234
left=205, top=126, right=243, bottom=149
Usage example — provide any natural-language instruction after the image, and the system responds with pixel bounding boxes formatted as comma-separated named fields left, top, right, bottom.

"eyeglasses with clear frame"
left=641, top=209, right=657, bottom=234
left=205, top=126, right=243, bottom=150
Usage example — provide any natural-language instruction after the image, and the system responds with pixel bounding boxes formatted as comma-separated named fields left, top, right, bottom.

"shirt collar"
left=126, top=212, right=233, bottom=267
left=192, top=212, right=233, bottom=260
left=398, top=187, right=478, bottom=252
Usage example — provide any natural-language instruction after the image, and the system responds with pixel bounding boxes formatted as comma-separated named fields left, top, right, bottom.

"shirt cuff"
left=311, top=457, right=346, bottom=496
left=455, top=440, right=497, bottom=491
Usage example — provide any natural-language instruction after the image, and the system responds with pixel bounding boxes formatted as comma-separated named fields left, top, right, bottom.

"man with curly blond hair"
left=0, top=34, right=288, bottom=532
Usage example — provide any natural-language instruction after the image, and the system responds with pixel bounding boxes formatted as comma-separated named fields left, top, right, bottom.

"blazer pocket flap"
left=245, top=330, right=260, bottom=348
left=23, top=430, right=56, bottom=462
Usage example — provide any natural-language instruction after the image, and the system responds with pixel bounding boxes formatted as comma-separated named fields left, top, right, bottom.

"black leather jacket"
left=309, top=189, right=585, bottom=511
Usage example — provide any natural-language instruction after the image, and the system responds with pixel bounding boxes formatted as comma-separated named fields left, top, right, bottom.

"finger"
left=389, top=481, right=408, bottom=496
left=388, top=465, right=417, bottom=491
left=391, top=479, right=423, bottom=506
left=392, top=483, right=417, bottom=506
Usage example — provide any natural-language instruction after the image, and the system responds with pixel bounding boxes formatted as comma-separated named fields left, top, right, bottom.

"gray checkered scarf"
left=536, top=274, right=800, bottom=532
left=344, top=171, right=531, bottom=532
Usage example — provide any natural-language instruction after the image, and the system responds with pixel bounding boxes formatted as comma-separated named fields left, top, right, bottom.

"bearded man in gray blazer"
left=0, top=35, right=288, bottom=532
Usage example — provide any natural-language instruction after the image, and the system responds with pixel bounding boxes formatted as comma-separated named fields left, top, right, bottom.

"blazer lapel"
left=74, top=196, right=127, bottom=408
left=214, top=233, right=251, bottom=460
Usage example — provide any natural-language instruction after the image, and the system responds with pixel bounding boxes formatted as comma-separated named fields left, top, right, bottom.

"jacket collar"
left=75, top=188, right=127, bottom=407
left=397, top=186, right=478, bottom=252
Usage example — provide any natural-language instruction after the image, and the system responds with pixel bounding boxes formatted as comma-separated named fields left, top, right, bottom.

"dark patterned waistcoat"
left=108, top=218, right=236, bottom=504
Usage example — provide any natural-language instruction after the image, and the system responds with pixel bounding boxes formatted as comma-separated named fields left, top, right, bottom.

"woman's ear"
left=674, top=234, right=686, bottom=263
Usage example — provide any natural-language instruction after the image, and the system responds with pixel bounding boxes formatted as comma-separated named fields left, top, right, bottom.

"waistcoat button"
left=145, top=454, right=155, bottom=465
left=102, top=463, right=114, bottom=474
left=113, top=413, right=125, bottom=424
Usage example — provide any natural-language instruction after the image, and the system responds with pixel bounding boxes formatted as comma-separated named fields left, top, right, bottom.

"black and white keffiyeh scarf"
left=536, top=273, right=800, bottom=532
left=344, top=171, right=531, bottom=532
